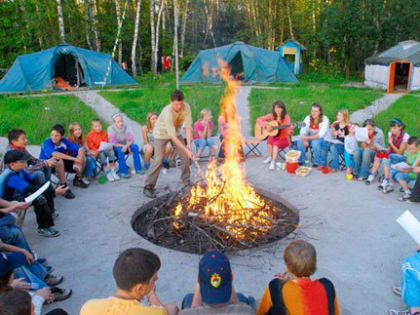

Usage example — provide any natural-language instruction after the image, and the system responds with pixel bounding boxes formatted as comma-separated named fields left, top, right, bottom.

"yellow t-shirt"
left=153, top=103, right=193, bottom=140
left=80, top=297, right=167, bottom=315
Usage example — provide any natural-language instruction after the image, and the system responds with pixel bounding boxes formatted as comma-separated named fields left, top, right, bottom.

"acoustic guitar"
left=254, top=121, right=305, bottom=140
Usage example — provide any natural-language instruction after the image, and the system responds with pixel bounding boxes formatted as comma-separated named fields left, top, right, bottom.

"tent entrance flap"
left=229, top=52, right=245, bottom=80
left=53, top=53, right=85, bottom=88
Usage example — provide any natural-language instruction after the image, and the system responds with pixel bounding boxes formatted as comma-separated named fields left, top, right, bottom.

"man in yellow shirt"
left=144, top=90, right=194, bottom=198
left=80, top=248, right=179, bottom=315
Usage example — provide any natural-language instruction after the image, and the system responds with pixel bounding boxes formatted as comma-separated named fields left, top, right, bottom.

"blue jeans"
left=194, top=137, right=216, bottom=152
left=31, top=167, right=51, bottom=186
left=0, top=224, right=33, bottom=254
left=14, top=265, right=48, bottom=290
left=383, top=153, right=406, bottom=167
left=352, top=148, right=376, bottom=178
left=114, top=144, right=143, bottom=175
left=296, top=138, right=327, bottom=166
left=391, top=168, right=415, bottom=183
left=330, top=143, right=344, bottom=171
left=84, top=156, right=97, bottom=177
left=181, top=292, right=254, bottom=309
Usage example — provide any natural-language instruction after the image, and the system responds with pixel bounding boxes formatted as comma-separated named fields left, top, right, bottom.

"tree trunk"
left=131, top=0, right=142, bottom=77
left=34, top=2, right=44, bottom=48
left=151, top=0, right=165, bottom=76
left=85, top=0, right=93, bottom=49
left=286, top=0, right=294, bottom=39
left=150, top=0, right=156, bottom=75
left=115, top=0, right=123, bottom=65
left=174, top=0, right=179, bottom=89
left=56, top=0, right=65, bottom=42
left=92, top=0, right=101, bottom=51
left=180, top=0, right=188, bottom=58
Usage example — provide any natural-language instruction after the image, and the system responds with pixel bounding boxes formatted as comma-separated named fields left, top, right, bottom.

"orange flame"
left=172, top=60, right=276, bottom=240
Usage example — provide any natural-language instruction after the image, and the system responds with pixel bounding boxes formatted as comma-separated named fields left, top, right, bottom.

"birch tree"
left=150, top=0, right=165, bottom=76
left=115, top=0, right=122, bottom=65
left=179, top=0, right=188, bottom=57
left=56, top=0, right=65, bottom=42
left=84, top=0, right=93, bottom=49
left=131, top=0, right=142, bottom=76
left=91, top=0, right=101, bottom=51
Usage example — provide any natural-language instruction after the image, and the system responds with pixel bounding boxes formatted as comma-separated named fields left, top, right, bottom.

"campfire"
left=132, top=61, right=299, bottom=254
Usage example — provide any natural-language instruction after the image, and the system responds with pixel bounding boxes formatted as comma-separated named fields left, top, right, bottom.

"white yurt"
left=364, top=40, right=420, bottom=93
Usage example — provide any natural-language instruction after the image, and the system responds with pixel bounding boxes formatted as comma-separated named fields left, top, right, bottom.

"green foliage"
left=100, top=86, right=223, bottom=129
left=374, top=95, right=420, bottom=138
left=0, top=95, right=107, bottom=144
left=249, top=86, right=383, bottom=133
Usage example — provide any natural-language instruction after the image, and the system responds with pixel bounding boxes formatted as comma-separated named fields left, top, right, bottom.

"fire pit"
left=131, top=186, right=299, bottom=254
left=132, top=60, right=298, bottom=254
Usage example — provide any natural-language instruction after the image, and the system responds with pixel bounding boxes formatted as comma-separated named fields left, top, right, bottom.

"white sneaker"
left=105, top=171, right=115, bottom=182
left=111, top=169, right=120, bottom=181
left=383, top=183, right=394, bottom=194
left=365, top=174, right=376, bottom=185
left=263, top=157, right=272, bottom=164
left=162, top=168, right=168, bottom=174
left=81, top=177, right=90, bottom=185
left=269, top=161, right=275, bottom=171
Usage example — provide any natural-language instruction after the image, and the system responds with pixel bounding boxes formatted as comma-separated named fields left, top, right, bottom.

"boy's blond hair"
left=200, top=109, right=211, bottom=120
left=283, top=240, right=316, bottom=277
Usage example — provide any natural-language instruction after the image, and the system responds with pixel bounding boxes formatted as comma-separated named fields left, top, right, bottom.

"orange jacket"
left=87, top=130, right=109, bottom=151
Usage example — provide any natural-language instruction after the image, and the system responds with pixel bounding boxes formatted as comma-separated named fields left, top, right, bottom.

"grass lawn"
left=0, top=95, right=106, bottom=144
left=374, top=95, right=420, bottom=138
left=100, top=86, right=224, bottom=128
left=249, top=86, right=383, bottom=133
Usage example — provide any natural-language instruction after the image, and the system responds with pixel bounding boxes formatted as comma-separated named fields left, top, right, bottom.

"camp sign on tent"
left=364, top=40, right=420, bottom=93
left=181, top=42, right=298, bottom=84
left=0, top=43, right=137, bottom=93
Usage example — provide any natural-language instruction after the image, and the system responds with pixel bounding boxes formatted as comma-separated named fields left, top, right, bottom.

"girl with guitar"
left=296, top=103, right=330, bottom=167
left=256, top=101, right=293, bottom=170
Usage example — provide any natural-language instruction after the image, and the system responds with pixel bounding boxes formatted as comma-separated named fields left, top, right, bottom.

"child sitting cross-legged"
left=383, top=136, right=420, bottom=200
left=87, top=119, right=120, bottom=182
left=257, top=240, right=339, bottom=315
left=39, top=124, right=89, bottom=189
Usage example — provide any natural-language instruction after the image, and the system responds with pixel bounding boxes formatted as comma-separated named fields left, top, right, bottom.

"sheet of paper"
left=98, top=141, right=113, bottom=152
left=397, top=210, right=420, bottom=244
left=354, top=127, right=368, bottom=142
left=24, top=181, right=50, bottom=203
left=392, top=162, right=411, bottom=170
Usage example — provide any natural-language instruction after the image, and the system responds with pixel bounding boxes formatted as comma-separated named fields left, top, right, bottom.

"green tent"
left=181, top=42, right=298, bottom=84
left=0, top=43, right=137, bottom=93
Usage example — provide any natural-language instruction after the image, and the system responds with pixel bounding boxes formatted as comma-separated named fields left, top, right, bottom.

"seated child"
left=384, top=136, right=420, bottom=199
left=353, top=119, right=385, bottom=180
left=4, top=129, right=74, bottom=199
left=68, top=122, right=97, bottom=180
left=366, top=118, right=410, bottom=186
left=180, top=250, right=255, bottom=314
left=87, top=119, right=119, bottom=182
left=344, top=125, right=359, bottom=179
left=40, top=124, right=89, bottom=189
left=257, top=240, right=339, bottom=315
left=193, top=109, right=218, bottom=160
left=1, top=150, right=59, bottom=238
left=142, top=111, right=173, bottom=171
left=108, top=113, right=144, bottom=178
left=81, top=248, right=178, bottom=315
left=324, top=109, right=351, bottom=173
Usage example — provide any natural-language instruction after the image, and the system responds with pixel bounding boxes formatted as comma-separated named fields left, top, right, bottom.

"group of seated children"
left=79, top=240, right=339, bottom=315
left=257, top=101, right=420, bottom=202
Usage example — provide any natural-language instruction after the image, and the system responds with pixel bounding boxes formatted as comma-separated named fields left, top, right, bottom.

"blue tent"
left=0, top=43, right=137, bottom=93
left=181, top=42, right=298, bottom=84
